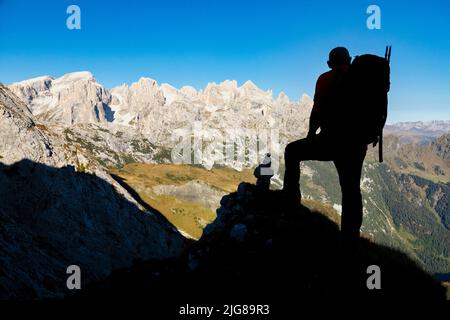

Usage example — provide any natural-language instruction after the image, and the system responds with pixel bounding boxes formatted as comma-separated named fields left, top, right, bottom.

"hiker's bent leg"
left=283, top=136, right=330, bottom=198
left=335, top=147, right=367, bottom=241
left=283, top=140, right=305, bottom=198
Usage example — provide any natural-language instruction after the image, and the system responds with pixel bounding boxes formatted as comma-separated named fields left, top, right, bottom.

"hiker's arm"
left=308, top=107, right=320, bottom=138
left=307, top=77, right=324, bottom=138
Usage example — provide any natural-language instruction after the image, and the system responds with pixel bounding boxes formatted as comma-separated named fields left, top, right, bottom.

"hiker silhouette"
left=283, top=47, right=367, bottom=246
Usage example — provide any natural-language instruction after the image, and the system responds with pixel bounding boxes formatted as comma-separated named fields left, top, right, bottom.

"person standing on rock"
left=283, top=47, right=367, bottom=247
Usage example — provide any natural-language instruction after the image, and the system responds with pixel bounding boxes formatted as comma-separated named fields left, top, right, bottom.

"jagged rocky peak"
left=200, top=79, right=274, bottom=105
left=110, top=77, right=165, bottom=110
left=9, top=71, right=111, bottom=125
left=11, top=75, right=54, bottom=86
left=239, top=80, right=273, bottom=100
left=201, top=80, right=239, bottom=105
left=241, top=79, right=258, bottom=90
left=10, top=75, right=54, bottom=102
left=219, top=79, right=238, bottom=90
left=112, top=77, right=161, bottom=98
left=133, top=76, right=158, bottom=89
left=179, top=85, right=198, bottom=97
left=276, top=91, right=290, bottom=104
left=160, top=83, right=179, bottom=105
left=299, top=93, right=313, bottom=106
left=56, top=70, right=95, bottom=82
left=9, top=76, right=52, bottom=111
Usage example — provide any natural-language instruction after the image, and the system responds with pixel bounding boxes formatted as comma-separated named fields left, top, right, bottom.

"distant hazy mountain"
left=385, top=120, right=450, bottom=143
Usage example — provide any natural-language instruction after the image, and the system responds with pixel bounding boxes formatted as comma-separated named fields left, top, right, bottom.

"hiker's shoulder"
left=316, top=70, right=334, bottom=83
left=315, top=70, right=335, bottom=90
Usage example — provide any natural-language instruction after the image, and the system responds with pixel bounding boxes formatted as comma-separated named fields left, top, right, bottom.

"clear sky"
left=1, top=0, right=449, bottom=123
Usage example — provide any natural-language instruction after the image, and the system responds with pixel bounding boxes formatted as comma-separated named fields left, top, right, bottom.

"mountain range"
left=9, top=71, right=312, bottom=147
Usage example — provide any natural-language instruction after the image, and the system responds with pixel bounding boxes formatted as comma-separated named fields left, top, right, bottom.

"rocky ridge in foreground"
left=73, top=183, right=447, bottom=303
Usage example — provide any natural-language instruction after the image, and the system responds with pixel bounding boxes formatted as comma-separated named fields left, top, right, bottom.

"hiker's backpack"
left=348, top=46, right=391, bottom=162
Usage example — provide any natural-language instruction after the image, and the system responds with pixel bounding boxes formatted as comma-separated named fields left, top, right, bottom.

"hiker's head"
left=327, top=47, right=351, bottom=69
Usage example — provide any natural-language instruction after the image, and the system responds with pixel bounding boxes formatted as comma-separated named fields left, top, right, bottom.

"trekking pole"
left=379, top=45, right=392, bottom=163
left=378, top=134, right=383, bottom=162
left=385, top=45, right=391, bottom=63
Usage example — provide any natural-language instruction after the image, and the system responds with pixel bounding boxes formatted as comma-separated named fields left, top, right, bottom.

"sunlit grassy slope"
left=109, top=164, right=255, bottom=239
left=109, top=163, right=345, bottom=240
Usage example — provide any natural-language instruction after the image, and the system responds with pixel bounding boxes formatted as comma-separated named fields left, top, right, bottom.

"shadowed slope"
left=73, top=182, right=447, bottom=305
left=0, top=160, right=184, bottom=300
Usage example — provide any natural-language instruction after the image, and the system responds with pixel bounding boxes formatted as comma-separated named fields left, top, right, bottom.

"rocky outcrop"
left=431, top=133, right=449, bottom=160
left=0, top=83, right=64, bottom=166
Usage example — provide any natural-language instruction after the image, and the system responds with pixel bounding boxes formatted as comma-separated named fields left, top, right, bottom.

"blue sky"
left=1, top=0, right=449, bottom=123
